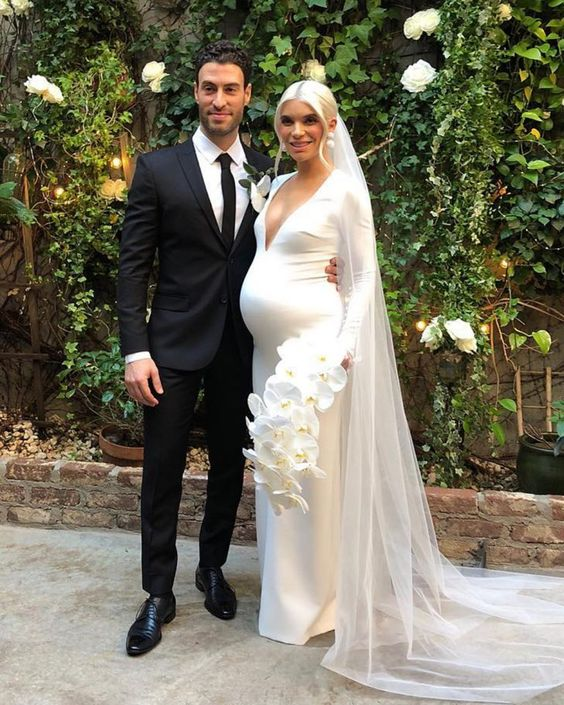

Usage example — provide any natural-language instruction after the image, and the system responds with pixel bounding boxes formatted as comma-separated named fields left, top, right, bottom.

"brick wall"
left=2, top=457, right=564, bottom=569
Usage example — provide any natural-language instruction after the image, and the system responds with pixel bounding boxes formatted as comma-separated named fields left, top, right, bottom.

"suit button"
left=220, top=296, right=228, bottom=304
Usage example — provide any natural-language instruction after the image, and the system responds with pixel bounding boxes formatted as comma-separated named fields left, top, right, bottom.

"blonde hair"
left=274, top=80, right=338, bottom=172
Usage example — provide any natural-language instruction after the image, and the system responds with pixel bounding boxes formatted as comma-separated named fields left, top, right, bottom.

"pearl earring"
left=326, top=132, right=335, bottom=149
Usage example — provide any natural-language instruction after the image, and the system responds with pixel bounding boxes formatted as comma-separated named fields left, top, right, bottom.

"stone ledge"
left=1, top=457, right=564, bottom=568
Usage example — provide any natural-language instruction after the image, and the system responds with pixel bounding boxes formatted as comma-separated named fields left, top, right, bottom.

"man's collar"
left=193, top=126, right=245, bottom=166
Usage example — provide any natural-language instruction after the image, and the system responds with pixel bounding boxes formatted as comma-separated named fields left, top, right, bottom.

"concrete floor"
left=1, top=525, right=563, bottom=705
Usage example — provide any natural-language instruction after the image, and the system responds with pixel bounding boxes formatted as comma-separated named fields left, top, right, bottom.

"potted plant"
left=59, top=336, right=144, bottom=465
left=516, top=401, right=564, bottom=495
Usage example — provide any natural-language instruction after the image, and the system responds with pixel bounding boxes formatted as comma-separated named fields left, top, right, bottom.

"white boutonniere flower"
left=239, top=162, right=273, bottom=213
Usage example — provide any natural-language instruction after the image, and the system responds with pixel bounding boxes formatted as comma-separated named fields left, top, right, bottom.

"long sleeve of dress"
left=336, top=185, right=377, bottom=357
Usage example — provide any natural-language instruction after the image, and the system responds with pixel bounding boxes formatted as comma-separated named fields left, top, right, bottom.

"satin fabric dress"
left=240, top=170, right=361, bottom=644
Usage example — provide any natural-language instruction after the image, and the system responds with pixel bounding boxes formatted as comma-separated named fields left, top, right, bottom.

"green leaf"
left=101, top=391, right=114, bottom=403
left=521, top=110, right=543, bottom=121
left=305, top=0, right=327, bottom=6
left=514, top=46, right=543, bottom=61
left=509, top=333, right=527, bottom=350
left=532, top=329, right=552, bottom=354
left=271, top=36, right=292, bottom=57
left=527, top=159, right=551, bottom=170
left=499, top=398, right=517, bottom=413
left=506, top=153, right=527, bottom=166
left=297, top=27, right=320, bottom=39
left=522, top=171, right=539, bottom=185
left=532, top=262, right=547, bottom=274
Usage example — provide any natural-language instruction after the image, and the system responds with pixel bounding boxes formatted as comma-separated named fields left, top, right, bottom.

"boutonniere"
left=239, top=162, right=273, bottom=213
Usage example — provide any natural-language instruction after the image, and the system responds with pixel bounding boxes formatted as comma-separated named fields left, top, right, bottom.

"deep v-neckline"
left=263, top=171, right=335, bottom=252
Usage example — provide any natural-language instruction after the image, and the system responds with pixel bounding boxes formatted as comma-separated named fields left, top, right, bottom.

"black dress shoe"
left=195, top=566, right=237, bottom=620
left=126, top=593, right=176, bottom=656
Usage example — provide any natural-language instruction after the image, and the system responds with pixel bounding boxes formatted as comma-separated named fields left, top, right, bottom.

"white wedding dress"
left=240, top=170, right=360, bottom=644
left=241, top=162, right=564, bottom=702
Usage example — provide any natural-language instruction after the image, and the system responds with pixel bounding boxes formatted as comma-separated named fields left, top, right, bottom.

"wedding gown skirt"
left=240, top=172, right=344, bottom=644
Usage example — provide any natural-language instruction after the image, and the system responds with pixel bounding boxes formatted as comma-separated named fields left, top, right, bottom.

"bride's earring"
left=326, top=132, right=335, bottom=150
left=280, top=142, right=287, bottom=152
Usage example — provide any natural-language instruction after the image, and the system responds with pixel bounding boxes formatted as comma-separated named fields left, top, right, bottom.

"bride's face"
left=277, top=99, right=327, bottom=164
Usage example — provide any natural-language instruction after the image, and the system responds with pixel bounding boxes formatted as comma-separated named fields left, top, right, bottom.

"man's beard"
left=200, top=109, right=242, bottom=138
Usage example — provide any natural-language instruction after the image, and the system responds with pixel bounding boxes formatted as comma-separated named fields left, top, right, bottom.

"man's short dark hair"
left=194, top=40, right=252, bottom=86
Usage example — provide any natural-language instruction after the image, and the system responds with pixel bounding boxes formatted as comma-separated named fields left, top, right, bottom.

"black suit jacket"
left=117, top=137, right=272, bottom=371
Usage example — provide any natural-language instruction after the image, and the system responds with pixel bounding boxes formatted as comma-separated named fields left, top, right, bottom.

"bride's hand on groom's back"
left=325, top=257, right=339, bottom=288
left=125, top=358, right=163, bottom=406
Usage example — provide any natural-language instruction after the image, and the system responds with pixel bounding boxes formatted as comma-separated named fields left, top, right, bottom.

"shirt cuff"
left=125, top=351, right=152, bottom=364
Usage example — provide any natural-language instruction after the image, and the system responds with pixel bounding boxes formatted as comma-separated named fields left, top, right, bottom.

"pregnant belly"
left=240, top=256, right=343, bottom=350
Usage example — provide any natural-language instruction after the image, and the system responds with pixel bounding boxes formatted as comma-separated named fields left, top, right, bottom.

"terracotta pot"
left=516, top=433, right=564, bottom=495
left=98, top=424, right=143, bottom=467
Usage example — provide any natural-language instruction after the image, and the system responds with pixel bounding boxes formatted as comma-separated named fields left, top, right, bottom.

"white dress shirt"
left=125, top=127, right=251, bottom=365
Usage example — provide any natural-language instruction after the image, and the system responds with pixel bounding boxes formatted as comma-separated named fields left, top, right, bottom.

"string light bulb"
left=415, top=320, right=427, bottom=332
left=110, top=156, right=122, bottom=170
left=479, top=323, right=490, bottom=335
left=500, top=257, right=511, bottom=269
left=53, top=186, right=65, bottom=198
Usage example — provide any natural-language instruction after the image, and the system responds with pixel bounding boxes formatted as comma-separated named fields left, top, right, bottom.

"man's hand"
left=325, top=257, right=339, bottom=288
left=125, top=359, right=163, bottom=406
left=341, top=353, right=353, bottom=371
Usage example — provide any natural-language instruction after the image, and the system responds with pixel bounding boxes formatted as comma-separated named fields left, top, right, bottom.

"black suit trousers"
left=140, top=313, right=251, bottom=595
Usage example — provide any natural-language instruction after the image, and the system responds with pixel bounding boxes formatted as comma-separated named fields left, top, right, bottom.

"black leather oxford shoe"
left=195, top=566, right=237, bottom=620
left=126, top=593, right=176, bottom=656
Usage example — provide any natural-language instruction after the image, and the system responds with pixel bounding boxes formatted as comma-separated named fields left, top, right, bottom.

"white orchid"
left=401, top=60, right=437, bottom=93
left=245, top=333, right=349, bottom=513
left=290, top=405, right=320, bottom=438
left=263, top=378, right=303, bottom=417
left=301, top=379, right=335, bottom=412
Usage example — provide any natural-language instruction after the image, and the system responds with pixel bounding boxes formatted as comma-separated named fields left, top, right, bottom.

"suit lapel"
left=176, top=138, right=226, bottom=251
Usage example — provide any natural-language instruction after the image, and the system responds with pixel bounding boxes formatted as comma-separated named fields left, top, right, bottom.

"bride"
left=240, top=79, right=564, bottom=703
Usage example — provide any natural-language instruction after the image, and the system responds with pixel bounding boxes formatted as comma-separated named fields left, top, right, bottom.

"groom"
left=118, top=40, right=336, bottom=656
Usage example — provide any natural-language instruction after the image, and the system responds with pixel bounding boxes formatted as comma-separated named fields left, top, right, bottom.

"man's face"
left=194, top=62, right=251, bottom=143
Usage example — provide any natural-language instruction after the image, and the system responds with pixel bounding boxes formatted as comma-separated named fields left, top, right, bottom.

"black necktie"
left=217, top=153, right=235, bottom=246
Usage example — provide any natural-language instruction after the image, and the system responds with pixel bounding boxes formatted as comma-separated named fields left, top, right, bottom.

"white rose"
left=455, top=337, right=478, bottom=354
left=0, top=0, right=13, bottom=16
left=11, top=0, right=33, bottom=14
left=497, top=3, right=512, bottom=21
left=418, top=9, right=440, bottom=34
left=113, top=179, right=128, bottom=202
left=400, top=60, right=437, bottom=93
left=148, top=77, right=165, bottom=93
left=100, top=179, right=117, bottom=200
left=24, top=74, right=50, bottom=95
left=403, top=14, right=423, bottom=40
left=42, top=82, right=63, bottom=104
left=142, top=61, right=167, bottom=83
left=444, top=318, right=477, bottom=354
left=301, top=59, right=326, bottom=83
